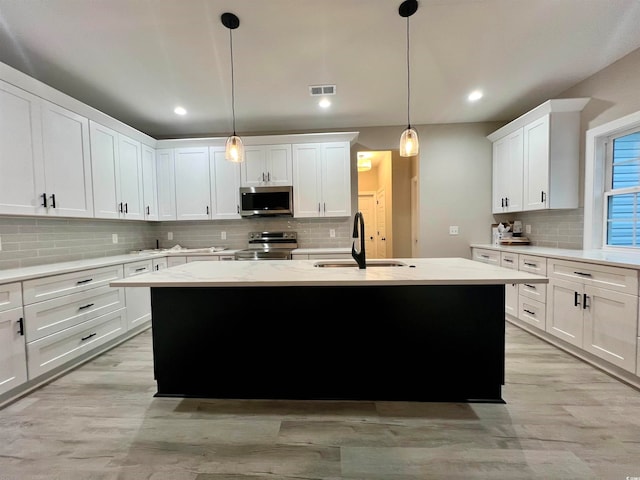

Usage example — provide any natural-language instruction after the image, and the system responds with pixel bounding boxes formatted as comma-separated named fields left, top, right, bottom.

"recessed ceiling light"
left=468, top=90, right=483, bottom=102
left=174, top=106, right=187, bottom=115
left=318, top=98, right=331, bottom=109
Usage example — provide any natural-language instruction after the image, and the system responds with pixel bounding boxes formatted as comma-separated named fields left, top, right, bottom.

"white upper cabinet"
left=156, top=148, right=177, bottom=221
left=488, top=98, right=589, bottom=213
left=141, top=144, right=158, bottom=221
left=293, top=141, right=351, bottom=218
left=174, top=147, right=211, bottom=221
left=210, top=147, right=241, bottom=220
left=492, top=128, right=523, bottom=214
left=241, top=144, right=292, bottom=187
left=90, top=121, right=143, bottom=220
left=0, top=81, right=92, bottom=218
left=0, top=80, right=45, bottom=216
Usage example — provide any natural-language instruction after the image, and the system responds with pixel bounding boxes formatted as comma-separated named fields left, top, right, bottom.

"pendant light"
left=398, top=0, right=419, bottom=157
left=221, top=12, right=244, bottom=163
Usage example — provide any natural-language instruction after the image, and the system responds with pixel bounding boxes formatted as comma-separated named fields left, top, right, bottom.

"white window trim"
left=584, top=109, right=640, bottom=249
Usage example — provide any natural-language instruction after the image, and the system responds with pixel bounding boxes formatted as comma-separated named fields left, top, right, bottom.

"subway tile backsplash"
left=494, top=208, right=584, bottom=249
left=0, top=216, right=352, bottom=269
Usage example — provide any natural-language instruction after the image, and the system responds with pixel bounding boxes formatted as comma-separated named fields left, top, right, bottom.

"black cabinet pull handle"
left=267, top=172, right=271, bottom=182
left=524, top=262, right=537, bottom=267
left=323, top=202, right=326, bottom=213
left=17, top=318, right=24, bottom=336
left=119, top=202, right=123, bottom=213
left=524, top=283, right=536, bottom=289
left=501, top=198, right=504, bottom=207
left=51, top=193, right=56, bottom=208
left=42, top=193, right=48, bottom=208
left=505, top=197, right=509, bottom=207
left=146, top=205, right=150, bottom=215
left=155, top=265, right=159, bottom=271
left=81, top=332, right=97, bottom=341
left=523, top=309, right=535, bottom=315
left=78, top=303, right=94, bottom=310
left=135, top=267, right=146, bottom=272
left=583, top=293, right=589, bottom=309
left=504, top=258, right=513, bottom=263
left=76, top=278, right=93, bottom=285
left=236, top=205, right=239, bottom=214
left=124, top=203, right=128, bottom=214
left=573, top=271, right=592, bottom=277
left=206, top=205, right=210, bottom=215
left=574, top=291, right=581, bottom=307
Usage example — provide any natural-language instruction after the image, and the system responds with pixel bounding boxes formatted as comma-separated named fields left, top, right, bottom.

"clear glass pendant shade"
left=399, top=127, right=419, bottom=157
left=225, top=135, right=245, bottom=163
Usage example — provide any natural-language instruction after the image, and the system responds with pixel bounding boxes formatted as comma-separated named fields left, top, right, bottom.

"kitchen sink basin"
left=314, top=260, right=408, bottom=268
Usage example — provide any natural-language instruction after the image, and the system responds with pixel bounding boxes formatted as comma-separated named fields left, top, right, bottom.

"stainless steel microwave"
left=240, top=186, right=293, bottom=217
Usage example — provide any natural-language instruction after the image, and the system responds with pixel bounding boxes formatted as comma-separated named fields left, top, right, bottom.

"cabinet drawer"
left=22, top=264, right=124, bottom=305
left=472, top=248, right=500, bottom=265
left=0, top=282, right=22, bottom=313
left=519, top=255, right=547, bottom=276
left=167, top=256, right=187, bottom=267
left=153, top=257, right=168, bottom=271
left=500, top=252, right=519, bottom=270
left=124, top=259, right=153, bottom=277
left=27, top=308, right=126, bottom=379
left=520, top=281, right=547, bottom=303
left=24, top=285, right=125, bottom=342
left=518, top=296, right=546, bottom=331
left=187, top=256, right=219, bottom=262
left=547, top=258, right=638, bottom=295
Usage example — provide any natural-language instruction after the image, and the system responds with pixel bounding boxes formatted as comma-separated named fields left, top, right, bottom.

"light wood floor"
left=2, top=322, right=640, bottom=479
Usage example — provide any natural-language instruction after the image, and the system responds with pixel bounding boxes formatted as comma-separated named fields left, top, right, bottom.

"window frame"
left=585, top=109, right=640, bottom=251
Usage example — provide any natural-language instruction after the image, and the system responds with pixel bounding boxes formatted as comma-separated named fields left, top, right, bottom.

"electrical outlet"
left=449, top=226, right=459, bottom=235
left=168, top=232, right=173, bottom=240
left=526, top=224, right=532, bottom=234
left=329, top=229, right=335, bottom=238
left=112, top=233, right=118, bottom=244
left=221, top=231, right=227, bottom=240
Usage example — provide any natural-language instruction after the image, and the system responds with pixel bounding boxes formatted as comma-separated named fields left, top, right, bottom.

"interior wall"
left=392, top=152, right=412, bottom=258
left=353, top=123, right=502, bottom=258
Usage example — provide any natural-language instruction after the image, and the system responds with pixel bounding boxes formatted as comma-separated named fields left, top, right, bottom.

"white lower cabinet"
left=500, top=252, right=519, bottom=318
left=518, top=255, right=547, bottom=330
left=0, top=282, right=27, bottom=396
left=21, top=264, right=127, bottom=380
left=123, top=260, right=153, bottom=331
left=546, top=259, right=638, bottom=373
left=471, top=248, right=500, bottom=266
left=27, top=309, right=127, bottom=379
left=167, top=256, right=187, bottom=267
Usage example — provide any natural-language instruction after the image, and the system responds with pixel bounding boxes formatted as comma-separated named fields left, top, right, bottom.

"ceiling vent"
left=309, top=85, right=336, bottom=96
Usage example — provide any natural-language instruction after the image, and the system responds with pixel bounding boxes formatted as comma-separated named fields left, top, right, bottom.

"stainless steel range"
left=234, top=231, right=298, bottom=260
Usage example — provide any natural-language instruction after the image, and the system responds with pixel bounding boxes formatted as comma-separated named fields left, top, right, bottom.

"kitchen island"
left=111, top=257, right=548, bottom=403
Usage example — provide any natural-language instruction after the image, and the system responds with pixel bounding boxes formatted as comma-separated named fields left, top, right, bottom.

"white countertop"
left=110, top=257, right=548, bottom=288
left=292, top=247, right=351, bottom=254
left=471, top=244, right=640, bottom=269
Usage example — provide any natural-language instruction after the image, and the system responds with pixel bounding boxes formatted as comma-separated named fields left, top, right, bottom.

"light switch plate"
left=221, top=231, right=227, bottom=240
left=168, top=232, right=173, bottom=240
left=112, top=233, right=118, bottom=244
left=330, top=229, right=336, bottom=238
left=449, top=226, right=459, bottom=235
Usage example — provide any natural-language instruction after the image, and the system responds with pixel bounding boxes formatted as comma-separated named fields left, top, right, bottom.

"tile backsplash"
left=0, top=216, right=352, bottom=270
left=494, top=208, right=584, bottom=249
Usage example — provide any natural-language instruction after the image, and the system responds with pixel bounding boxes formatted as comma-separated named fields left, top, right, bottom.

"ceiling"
left=1, top=0, right=640, bottom=140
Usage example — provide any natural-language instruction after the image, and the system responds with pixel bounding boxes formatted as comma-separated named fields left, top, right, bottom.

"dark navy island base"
left=150, top=284, right=506, bottom=403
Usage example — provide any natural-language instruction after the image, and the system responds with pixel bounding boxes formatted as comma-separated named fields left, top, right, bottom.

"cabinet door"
left=210, top=147, right=241, bottom=220
left=141, top=144, right=158, bottom=220
left=41, top=100, right=93, bottom=218
left=0, top=80, right=44, bottom=216
left=293, top=143, right=322, bottom=217
left=0, top=307, right=27, bottom=396
left=90, top=121, right=120, bottom=219
left=266, top=144, right=293, bottom=186
left=523, top=115, right=550, bottom=211
left=546, top=278, right=583, bottom=347
left=156, top=148, right=177, bottom=221
left=123, top=260, right=152, bottom=330
left=583, top=286, right=638, bottom=372
left=118, top=135, right=144, bottom=220
left=241, top=146, right=267, bottom=187
left=322, top=142, right=351, bottom=217
left=492, top=129, right=523, bottom=213
left=174, top=147, right=211, bottom=220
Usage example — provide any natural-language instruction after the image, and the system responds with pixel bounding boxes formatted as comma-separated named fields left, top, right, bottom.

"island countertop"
left=109, top=257, right=548, bottom=288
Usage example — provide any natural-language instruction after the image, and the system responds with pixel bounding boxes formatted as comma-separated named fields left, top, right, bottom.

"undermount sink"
left=314, top=260, right=408, bottom=268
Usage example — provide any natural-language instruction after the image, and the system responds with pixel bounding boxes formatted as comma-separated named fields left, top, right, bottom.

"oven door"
left=234, top=249, right=292, bottom=260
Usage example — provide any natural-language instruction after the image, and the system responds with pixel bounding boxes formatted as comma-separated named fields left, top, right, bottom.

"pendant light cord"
left=406, top=15, right=411, bottom=129
left=229, top=28, right=237, bottom=136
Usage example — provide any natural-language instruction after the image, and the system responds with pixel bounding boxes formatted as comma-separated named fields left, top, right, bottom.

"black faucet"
left=352, top=211, right=366, bottom=269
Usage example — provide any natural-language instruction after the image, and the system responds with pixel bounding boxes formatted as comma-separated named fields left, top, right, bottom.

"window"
left=585, top=109, right=640, bottom=250
left=605, top=130, right=640, bottom=247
